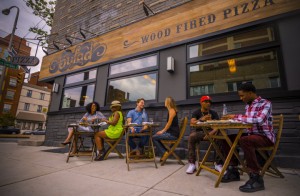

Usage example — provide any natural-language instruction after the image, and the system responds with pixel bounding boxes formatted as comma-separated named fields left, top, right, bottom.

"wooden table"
left=191, top=121, right=252, bottom=187
left=124, top=123, right=159, bottom=171
left=66, top=123, right=102, bottom=163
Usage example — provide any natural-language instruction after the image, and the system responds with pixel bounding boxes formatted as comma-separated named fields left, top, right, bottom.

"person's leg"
left=239, top=134, right=273, bottom=192
left=152, top=133, right=177, bottom=156
left=62, top=127, right=74, bottom=144
left=94, top=131, right=108, bottom=161
left=138, top=135, right=149, bottom=153
left=186, top=131, right=203, bottom=174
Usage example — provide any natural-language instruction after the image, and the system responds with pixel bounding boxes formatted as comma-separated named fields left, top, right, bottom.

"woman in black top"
left=153, top=96, right=180, bottom=160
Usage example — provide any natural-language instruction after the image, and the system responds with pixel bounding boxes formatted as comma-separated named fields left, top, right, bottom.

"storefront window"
left=189, top=27, right=275, bottom=58
left=110, top=55, right=157, bottom=76
left=107, top=73, right=157, bottom=103
left=62, top=84, right=95, bottom=108
left=188, top=50, right=280, bottom=96
left=65, top=69, right=97, bottom=85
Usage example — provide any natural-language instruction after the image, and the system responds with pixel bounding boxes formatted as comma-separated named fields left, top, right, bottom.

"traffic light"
left=17, top=73, right=23, bottom=83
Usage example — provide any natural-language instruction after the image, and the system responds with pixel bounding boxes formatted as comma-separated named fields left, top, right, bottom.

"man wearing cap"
left=126, top=98, right=149, bottom=155
left=186, top=95, right=219, bottom=174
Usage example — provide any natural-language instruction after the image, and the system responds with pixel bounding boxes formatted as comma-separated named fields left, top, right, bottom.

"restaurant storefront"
left=40, top=0, right=300, bottom=168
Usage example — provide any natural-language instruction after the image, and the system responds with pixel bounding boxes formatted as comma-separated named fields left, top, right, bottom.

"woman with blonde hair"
left=153, top=96, right=180, bottom=161
left=94, top=100, right=124, bottom=161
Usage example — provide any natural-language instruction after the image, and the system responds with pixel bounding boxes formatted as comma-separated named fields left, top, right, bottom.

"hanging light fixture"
left=79, top=28, right=97, bottom=40
left=227, top=59, right=237, bottom=73
left=142, top=2, right=155, bottom=16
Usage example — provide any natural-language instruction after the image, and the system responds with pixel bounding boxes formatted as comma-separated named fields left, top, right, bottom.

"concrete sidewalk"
left=0, top=142, right=299, bottom=196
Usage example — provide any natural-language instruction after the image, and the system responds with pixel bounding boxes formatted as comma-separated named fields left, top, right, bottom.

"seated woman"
left=61, top=101, right=106, bottom=154
left=152, top=96, right=180, bottom=161
left=94, top=100, right=124, bottom=161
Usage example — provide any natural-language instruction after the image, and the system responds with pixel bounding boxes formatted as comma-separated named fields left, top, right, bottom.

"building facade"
left=0, top=35, right=31, bottom=117
left=16, top=83, right=51, bottom=131
left=40, top=0, right=300, bottom=168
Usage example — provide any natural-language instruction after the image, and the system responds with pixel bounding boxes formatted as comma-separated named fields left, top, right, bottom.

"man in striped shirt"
left=222, top=83, right=275, bottom=193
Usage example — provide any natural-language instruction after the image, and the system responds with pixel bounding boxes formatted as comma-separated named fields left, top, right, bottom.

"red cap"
left=200, top=95, right=212, bottom=103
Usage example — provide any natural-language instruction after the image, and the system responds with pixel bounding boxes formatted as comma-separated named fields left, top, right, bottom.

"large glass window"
left=188, top=49, right=280, bottom=96
left=107, top=74, right=157, bottom=103
left=110, top=55, right=157, bottom=76
left=189, top=27, right=275, bottom=58
left=37, top=105, right=42, bottom=113
left=40, top=93, right=45, bottom=100
left=65, top=69, right=97, bottom=85
left=62, top=84, right=95, bottom=108
left=107, top=54, right=158, bottom=104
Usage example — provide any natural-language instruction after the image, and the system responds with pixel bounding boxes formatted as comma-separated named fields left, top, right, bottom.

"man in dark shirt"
left=186, top=95, right=219, bottom=174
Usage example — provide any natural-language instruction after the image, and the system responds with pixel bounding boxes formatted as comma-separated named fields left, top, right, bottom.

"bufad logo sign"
left=49, top=41, right=106, bottom=74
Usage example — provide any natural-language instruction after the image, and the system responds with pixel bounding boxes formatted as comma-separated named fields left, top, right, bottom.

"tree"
left=0, top=113, right=16, bottom=126
left=24, top=0, right=56, bottom=45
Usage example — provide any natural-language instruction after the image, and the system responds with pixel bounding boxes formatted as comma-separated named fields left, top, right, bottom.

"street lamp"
left=2, top=6, right=20, bottom=50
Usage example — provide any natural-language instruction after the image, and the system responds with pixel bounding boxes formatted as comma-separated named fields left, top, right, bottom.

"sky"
left=0, top=0, right=51, bottom=74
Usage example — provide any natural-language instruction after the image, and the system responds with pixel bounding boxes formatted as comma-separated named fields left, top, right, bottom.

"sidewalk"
left=0, top=142, right=299, bottom=196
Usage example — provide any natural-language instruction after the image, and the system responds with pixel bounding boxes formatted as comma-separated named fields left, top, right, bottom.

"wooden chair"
left=160, top=116, right=188, bottom=166
left=103, top=129, right=125, bottom=160
left=257, top=114, right=284, bottom=178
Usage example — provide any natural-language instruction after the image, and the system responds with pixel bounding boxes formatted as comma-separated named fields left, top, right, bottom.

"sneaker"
left=239, top=173, right=265, bottom=192
left=221, top=166, right=240, bottom=183
left=186, top=163, right=196, bottom=174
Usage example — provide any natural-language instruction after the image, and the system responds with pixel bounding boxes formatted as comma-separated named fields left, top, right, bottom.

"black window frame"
left=186, top=23, right=286, bottom=99
left=106, top=53, right=159, bottom=105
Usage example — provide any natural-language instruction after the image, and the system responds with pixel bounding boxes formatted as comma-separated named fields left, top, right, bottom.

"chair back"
left=272, top=114, right=284, bottom=153
left=178, top=117, right=188, bottom=142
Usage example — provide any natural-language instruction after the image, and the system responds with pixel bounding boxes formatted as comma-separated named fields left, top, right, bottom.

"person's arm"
left=80, top=113, right=88, bottom=122
left=104, top=111, right=120, bottom=126
left=96, top=111, right=106, bottom=120
left=156, top=108, right=176, bottom=135
left=126, top=111, right=135, bottom=133
left=235, top=102, right=272, bottom=125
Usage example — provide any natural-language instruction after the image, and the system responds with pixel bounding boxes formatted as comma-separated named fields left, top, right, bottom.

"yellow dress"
left=105, top=111, right=123, bottom=139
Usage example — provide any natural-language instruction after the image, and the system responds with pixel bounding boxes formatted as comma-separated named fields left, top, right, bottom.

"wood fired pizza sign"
left=40, top=0, right=300, bottom=80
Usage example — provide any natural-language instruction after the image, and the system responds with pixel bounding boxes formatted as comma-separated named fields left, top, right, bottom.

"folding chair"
left=103, top=129, right=125, bottom=160
left=160, top=116, right=188, bottom=166
left=257, top=114, right=284, bottom=178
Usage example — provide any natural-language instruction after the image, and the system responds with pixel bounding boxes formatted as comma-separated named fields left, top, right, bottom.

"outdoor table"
left=191, top=120, right=252, bottom=187
left=124, top=123, right=159, bottom=171
left=66, top=123, right=104, bottom=163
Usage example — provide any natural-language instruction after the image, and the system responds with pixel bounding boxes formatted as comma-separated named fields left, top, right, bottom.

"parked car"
left=23, top=129, right=45, bottom=135
left=0, top=126, right=20, bottom=134
left=32, top=129, right=46, bottom=135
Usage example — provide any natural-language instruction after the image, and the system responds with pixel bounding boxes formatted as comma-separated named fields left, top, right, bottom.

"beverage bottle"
left=222, top=104, right=228, bottom=116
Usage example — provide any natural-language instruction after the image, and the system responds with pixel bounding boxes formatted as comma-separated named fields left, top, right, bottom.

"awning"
left=16, top=112, right=46, bottom=122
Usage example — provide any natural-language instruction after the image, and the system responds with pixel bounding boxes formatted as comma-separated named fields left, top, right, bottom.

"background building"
left=0, top=35, right=30, bottom=117
left=16, top=82, right=51, bottom=131
left=40, top=0, right=300, bottom=168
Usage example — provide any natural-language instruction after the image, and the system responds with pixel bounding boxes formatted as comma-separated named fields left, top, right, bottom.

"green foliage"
left=0, top=113, right=16, bottom=126
left=24, top=0, right=56, bottom=44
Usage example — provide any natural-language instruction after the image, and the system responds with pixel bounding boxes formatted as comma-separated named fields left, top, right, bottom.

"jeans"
left=128, top=135, right=149, bottom=150
left=152, top=132, right=177, bottom=155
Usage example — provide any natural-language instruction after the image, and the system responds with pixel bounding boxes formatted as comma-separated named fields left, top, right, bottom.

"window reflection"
left=65, top=69, right=97, bottom=85
left=188, top=50, right=280, bottom=96
left=62, top=84, right=95, bottom=108
left=110, top=55, right=157, bottom=75
left=189, top=27, right=275, bottom=58
left=107, top=73, right=157, bottom=103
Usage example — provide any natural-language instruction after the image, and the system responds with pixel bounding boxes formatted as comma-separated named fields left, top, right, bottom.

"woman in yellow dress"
left=94, top=100, right=124, bottom=161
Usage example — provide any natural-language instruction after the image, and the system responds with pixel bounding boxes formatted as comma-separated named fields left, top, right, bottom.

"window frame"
left=186, top=24, right=286, bottom=99
left=60, top=68, right=98, bottom=110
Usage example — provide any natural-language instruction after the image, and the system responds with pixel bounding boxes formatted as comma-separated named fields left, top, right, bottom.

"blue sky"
left=0, top=0, right=51, bottom=73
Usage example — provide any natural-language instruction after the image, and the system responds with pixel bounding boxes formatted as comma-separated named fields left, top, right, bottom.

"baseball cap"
left=200, top=95, right=212, bottom=103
